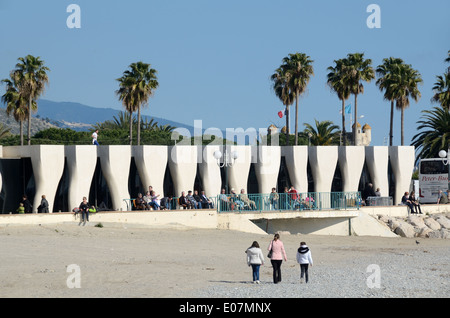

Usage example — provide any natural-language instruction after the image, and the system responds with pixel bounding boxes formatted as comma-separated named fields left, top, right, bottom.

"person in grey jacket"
left=296, top=242, right=313, bottom=283
left=37, top=195, right=49, bottom=213
left=245, top=241, right=264, bottom=284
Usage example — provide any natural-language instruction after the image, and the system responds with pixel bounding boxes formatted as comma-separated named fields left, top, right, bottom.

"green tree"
left=376, top=57, right=405, bottom=146
left=12, top=55, right=50, bottom=145
left=116, top=62, right=159, bottom=145
left=345, top=53, right=375, bottom=145
left=388, top=63, right=422, bottom=145
left=411, top=107, right=450, bottom=163
left=432, top=71, right=450, bottom=112
left=1, top=76, right=36, bottom=145
left=327, top=59, right=351, bottom=145
left=299, top=119, right=341, bottom=146
left=282, top=53, right=314, bottom=145
left=271, top=65, right=294, bottom=146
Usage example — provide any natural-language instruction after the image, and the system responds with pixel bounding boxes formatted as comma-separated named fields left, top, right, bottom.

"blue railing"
left=216, top=192, right=361, bottom=213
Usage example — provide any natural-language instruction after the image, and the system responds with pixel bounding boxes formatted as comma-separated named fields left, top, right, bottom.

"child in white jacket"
left=296, top=242, right=313, bottom=283
left=246, top=241, right=264, bottom=284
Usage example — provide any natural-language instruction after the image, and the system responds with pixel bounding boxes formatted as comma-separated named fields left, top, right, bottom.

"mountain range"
left=0, top=99, right=197, bottom=135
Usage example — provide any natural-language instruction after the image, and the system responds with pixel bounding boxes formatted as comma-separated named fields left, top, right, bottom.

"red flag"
left=278, top=111, right=283, bottom=118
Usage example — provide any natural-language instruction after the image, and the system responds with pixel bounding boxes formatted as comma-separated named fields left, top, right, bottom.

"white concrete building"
left=0, top=145, right=415, bottom=213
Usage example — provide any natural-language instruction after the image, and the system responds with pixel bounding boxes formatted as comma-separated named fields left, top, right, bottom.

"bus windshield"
left=420, top=160, right=447, bottom=175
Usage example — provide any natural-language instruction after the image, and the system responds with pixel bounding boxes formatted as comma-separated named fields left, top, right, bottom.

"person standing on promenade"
left=267, top=233, right=287, bottom=284
left=92, top=129, right=99, bottom=146
left=245, top=241, right=264, bottom=284
left=296, top=241, right=313, bottom=283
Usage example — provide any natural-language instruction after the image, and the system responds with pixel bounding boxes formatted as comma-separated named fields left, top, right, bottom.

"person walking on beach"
left=246, top=241, right=264, bottom=284
left=267, top=233, right=287, bottom=284
left=296, top=242, right=313, bottom=283
left=79, top=196, right=90, bottom=225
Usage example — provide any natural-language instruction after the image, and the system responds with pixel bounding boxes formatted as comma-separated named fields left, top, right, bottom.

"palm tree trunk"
left=137, top=106, right=141, bottom=146
left=20, top=120, right=24, bottom=146
left=341, top=99, right=346, bottom=146
left=353, top=94, right=358, bottom=145
left=389, top=100, right=394, bottom=146
left=129, top=110, right=133, bottom=145
left=294, top=95, right=299, bottom=145
left=401, top=108, right=404, bottom=146
left=285, top=105, right=290, bottom=146
left=27, top=99, right=32, bottom=145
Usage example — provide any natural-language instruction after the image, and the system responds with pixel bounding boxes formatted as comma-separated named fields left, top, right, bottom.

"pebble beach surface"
left=0, top=223, right=448, bottom=298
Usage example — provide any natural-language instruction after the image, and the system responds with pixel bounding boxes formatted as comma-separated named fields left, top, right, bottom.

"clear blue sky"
left=1, top=0, right=449, bottom=146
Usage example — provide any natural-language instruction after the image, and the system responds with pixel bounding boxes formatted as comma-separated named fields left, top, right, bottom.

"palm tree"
left=388, top=63, right=422, bottom=145
left=12, top=55, right=50, bottom=145
left=431, top=72, right=450, bottom=112
left=411, top=107, right=450, bottom=163
left=116, top=62, right=158, bottom=145
left=282, top=53, right=314, bottom=145
left=1, top=77, right=35, bottom=145
left=299, top=119, right=341, bottom=146
left=327, top=59, right=351, bottom=145
left=271, top=66, right=294, bottom=145
left=376, top=57, right=405, bottom=146
left=345, top=53, right=375, bottom=145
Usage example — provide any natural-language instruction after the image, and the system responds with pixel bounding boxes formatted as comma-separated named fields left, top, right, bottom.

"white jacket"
left=296, top=245, right=313, bottom=265
left=246, top=247, right=264, bottom=265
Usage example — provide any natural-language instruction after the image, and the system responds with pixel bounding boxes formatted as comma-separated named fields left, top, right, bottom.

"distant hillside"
left=0, top=108, right=57, bottom=135
left=35, top=99, right=197, bottom=132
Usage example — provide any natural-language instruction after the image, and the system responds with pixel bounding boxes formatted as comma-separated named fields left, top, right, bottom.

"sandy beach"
left=0, top=222, right=449, bottom=298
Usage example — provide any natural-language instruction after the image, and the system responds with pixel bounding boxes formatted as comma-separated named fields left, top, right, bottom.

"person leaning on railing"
left=269, top=188, right=279, bottom=210
left=219, top=189, right=231, bottom=211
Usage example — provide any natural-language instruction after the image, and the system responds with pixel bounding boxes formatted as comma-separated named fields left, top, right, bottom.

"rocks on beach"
left=376, top=212, right=450, bottom=239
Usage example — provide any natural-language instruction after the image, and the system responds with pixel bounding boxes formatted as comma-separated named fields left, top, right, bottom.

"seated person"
left=401, top=191, right=415, bottom=213
left=17, top=203, right=25, bottom=214
left=305, top=195, right=316, bottom=209
left=409, top=191, right=422, bottom=214
left=239, top=189, right=257, bottom=210
left=178, top=192, right=191, bottom=209
left=230, top=188, right=242, bottom=210
left=193, top=190, right=203, bottom=209
left=148, top=190, right=161, bottom=210
left=437, top=190, right=449, bottom=204
left=143, top=191, right=152, bottom=209
left=160, top=196, right=173, bottom=210
left=200, top=190, right=213, bottom=209
left=187, top=190, right=200, bottom=209
left=135, top=193, right=146, bottom=210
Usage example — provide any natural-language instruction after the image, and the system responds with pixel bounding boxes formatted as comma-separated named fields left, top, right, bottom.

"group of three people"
left=245, top=233, right=313, bottom=284
left=179, top=190, right=214, bottom=209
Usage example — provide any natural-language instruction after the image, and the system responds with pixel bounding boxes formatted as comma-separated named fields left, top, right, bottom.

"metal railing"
left=123, top=196, right=218, bottom=211
left=216, top=192, right=362, bottom=213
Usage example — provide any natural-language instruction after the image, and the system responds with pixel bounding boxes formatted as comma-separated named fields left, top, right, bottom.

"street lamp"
left=214, top=148, right=238, bottom=194
left=438, top=147, right=450, bottom=192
